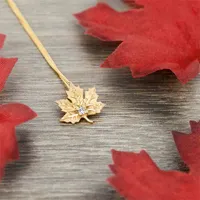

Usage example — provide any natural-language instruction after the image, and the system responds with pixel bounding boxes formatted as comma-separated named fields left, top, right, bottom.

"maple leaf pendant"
left=56, top=85, right=105, bottom=124
left=7, top=0, right=105, bottom=124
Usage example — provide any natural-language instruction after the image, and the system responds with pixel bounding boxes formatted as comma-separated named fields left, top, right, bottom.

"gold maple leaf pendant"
left=7, top=0, right=105, bottom=124
left=57, top=85, right=105, bottom=124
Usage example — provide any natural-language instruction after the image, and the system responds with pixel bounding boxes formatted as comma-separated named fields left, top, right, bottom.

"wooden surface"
left=0, top=0, right=200, bottom=199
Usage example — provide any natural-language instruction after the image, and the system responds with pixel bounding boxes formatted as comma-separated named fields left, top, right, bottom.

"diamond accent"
left=78, top=107, right=85, bottom=115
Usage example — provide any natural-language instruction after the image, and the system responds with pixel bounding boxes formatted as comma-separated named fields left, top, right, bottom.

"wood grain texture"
left=0, top=0, right=200, bottom=199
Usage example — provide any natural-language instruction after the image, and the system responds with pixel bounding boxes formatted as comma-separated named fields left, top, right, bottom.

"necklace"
left=7, top=0, right=105, bottom=124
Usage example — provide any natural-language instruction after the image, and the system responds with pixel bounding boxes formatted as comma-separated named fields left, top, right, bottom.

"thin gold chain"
left=6, top=0, right=74, bottom=89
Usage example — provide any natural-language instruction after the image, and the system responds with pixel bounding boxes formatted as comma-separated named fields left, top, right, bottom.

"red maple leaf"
left=0, top=103, right=37, bottom=180
left=108, top=120, right=200, bottom=200
left=74, top=0, right=200, bottom=83
left=0, top=34, right=18, bottom=91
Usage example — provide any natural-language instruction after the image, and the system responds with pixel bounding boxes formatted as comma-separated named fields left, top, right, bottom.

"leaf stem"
left=84, top=116, right=94, bottom=124
left=6, top=0, right=73, bottom=89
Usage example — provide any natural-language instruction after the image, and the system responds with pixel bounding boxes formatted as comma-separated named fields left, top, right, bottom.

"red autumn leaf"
left=0, top=34, right=18, bottom=91
left=0, top=103, right=37, bottom=181
left=74, top=0, right=200, bottom=83
left=108, top=120, right=200, bottom=200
